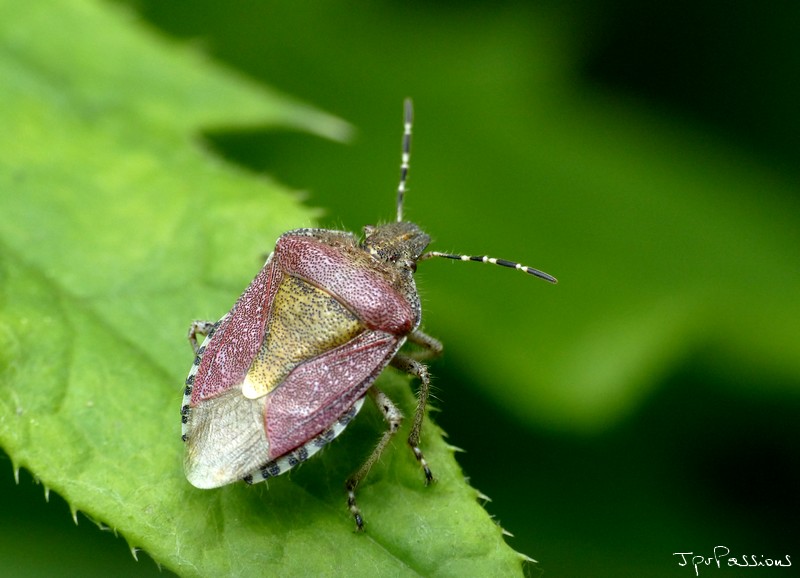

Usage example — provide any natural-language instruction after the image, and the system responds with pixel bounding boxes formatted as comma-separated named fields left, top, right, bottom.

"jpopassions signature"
left=674, top=546, right=792, bottom=576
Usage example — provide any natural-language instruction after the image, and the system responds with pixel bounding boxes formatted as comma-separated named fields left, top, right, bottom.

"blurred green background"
left=2, top=0, right=799, bottom=576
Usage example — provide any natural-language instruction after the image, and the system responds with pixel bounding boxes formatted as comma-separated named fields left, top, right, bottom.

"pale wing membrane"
left=184, top=388, right=269, bottom=489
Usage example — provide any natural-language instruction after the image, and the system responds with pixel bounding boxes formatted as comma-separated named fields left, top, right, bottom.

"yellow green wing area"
left=242, top=275, right=364, bottom=399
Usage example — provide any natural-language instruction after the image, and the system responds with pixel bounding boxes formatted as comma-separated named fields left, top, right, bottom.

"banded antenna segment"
left=420, top=251, right=558, bottom=284
left=396, top=98, right=413, bottom=222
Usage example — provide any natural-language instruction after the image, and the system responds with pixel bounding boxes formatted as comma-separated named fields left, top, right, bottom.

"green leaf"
left=0, top=1, right=525, bottom=576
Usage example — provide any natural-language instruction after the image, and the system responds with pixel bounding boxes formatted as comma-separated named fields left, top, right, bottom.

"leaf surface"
left=0, top=1, right=524, bottom=576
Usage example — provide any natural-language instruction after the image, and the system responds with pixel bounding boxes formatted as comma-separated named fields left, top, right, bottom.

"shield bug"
left=181, top=99, right=557, bottom=530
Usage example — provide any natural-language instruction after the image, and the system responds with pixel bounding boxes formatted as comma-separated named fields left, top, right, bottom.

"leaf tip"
left=475, top=489, right=492, bottom=503
left=516, top=550, right=539, bottom=564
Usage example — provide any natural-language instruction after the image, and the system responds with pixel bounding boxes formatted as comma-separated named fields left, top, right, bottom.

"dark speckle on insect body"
left=314, top=428, right=336, bottom=447
left=261, top=461, right=281, bottom=478
left=338, top=406, right=357, bottom=426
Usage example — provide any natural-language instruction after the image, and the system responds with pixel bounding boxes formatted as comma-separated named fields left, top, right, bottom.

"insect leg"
left=390, top=353, right=434, bottom=485
left=345, top=387, right=404, bottom=531
left=406, top=329, right=443, bottom=361
left=187, top=320, right=216, bottom=354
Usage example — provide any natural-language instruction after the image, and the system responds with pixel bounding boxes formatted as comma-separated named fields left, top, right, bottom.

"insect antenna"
left=396, top=98, right=413, bottom=222
left=419, top=251, right=558, bottom=283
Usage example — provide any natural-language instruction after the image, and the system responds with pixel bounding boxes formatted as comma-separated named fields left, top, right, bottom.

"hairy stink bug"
left=182, top=99, right=557, bottom=530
